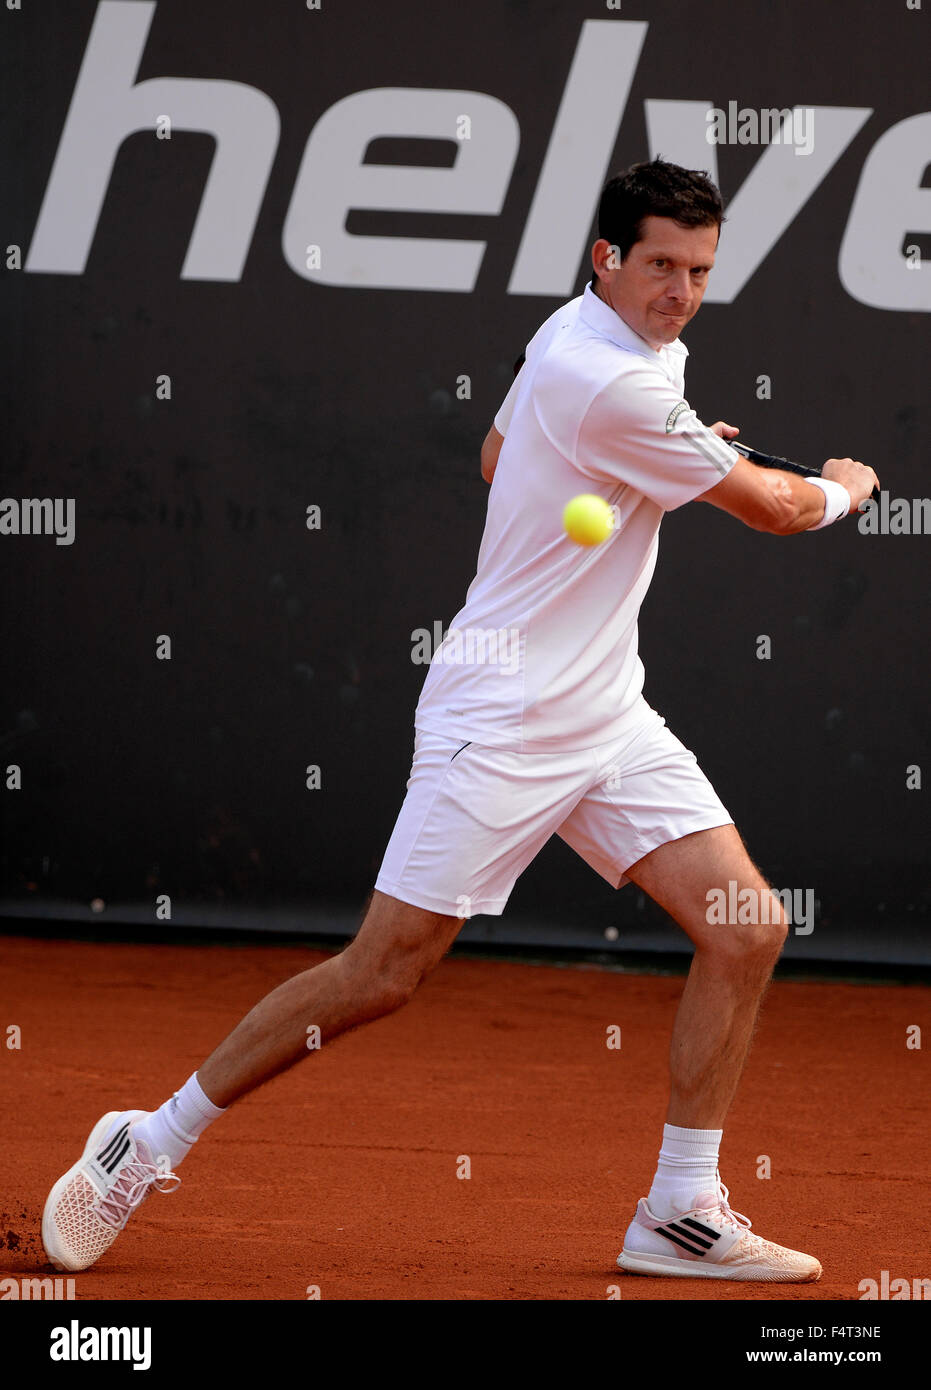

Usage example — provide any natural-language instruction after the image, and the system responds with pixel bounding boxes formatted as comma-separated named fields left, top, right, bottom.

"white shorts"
left=374, top=700, right=733, bottom=918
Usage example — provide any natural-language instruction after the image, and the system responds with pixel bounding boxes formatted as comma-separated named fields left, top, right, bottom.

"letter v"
left=644, top=99, right=872, bottom=301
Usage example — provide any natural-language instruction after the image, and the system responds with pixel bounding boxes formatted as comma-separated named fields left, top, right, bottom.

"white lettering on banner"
left=26, top=1, right=279, bottom=280
left=839, top=113, right=931, bottom=310
left=506, top=20, right=648, bottom=296
left=644, top=100, right=872, bottom=303
left=21, top=4, right=929, bottom=311
left=282, top=88, right=518, bottom=291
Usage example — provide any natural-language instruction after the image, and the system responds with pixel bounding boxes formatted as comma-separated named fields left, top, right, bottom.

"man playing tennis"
left=43, top=159, right=878, bottom=1283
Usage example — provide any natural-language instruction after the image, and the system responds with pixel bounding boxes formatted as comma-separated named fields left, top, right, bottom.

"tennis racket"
left=729, top=439, right=880, bottom=503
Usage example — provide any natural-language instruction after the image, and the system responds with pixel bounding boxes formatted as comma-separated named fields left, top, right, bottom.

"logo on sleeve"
left=665, top=401, right=689, bottom=433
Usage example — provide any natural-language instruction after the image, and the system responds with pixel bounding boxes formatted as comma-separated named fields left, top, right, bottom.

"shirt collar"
left=579, top=282, right=689, bottom=367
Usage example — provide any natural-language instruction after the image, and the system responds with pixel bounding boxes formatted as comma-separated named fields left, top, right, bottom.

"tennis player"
left=42, top=159, right=878, bottom=1283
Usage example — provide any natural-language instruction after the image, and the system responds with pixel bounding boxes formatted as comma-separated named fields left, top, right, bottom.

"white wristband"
left=806, top=477, right=851, bottom=530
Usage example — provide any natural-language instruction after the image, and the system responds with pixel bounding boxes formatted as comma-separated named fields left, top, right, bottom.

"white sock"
left=133, top=1071, right=226, bottom=1170
left=647, top=1123, right=723, bottom=1220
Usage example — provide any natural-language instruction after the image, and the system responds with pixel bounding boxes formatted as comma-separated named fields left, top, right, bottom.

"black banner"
left=1, top=0, right=928, bottom=960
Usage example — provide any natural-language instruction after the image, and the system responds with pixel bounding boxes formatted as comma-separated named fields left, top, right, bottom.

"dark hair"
left=591, top=158, right=724, bottom=286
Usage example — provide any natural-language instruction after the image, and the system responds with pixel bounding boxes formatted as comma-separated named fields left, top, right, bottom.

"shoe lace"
left=96, top=1155, right=181, bottom=1230
left=708, top=1175, right=753, bottom=1235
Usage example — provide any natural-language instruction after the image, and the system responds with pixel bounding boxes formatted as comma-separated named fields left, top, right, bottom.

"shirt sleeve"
left=495, top=296, right=583, bottom=436
left=574, top=365, right=738, bottom=511
left=493, top=363, right=525, bottom=436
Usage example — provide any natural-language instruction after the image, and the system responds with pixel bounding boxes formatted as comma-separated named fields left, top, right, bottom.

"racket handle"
left=729, top=439, right=880, bottom=503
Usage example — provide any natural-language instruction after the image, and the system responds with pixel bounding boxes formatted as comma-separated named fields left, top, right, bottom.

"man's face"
left=593, top=215, right=719, bottom=350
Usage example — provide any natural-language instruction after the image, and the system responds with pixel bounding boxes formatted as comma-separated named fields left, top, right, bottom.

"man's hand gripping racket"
left=728, top=438, right=881, bottom=507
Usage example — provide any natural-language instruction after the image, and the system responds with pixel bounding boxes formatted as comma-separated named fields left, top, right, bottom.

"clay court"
left=2, top=934, right=927, bottom=1301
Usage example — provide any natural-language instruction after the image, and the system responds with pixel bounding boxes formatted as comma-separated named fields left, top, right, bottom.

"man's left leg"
left=615, top=822, right=821, bottom=1280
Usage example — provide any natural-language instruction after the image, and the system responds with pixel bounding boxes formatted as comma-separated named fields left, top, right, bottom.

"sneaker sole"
left=42, top=1109, right=148, bottom=1272
left=617, top=1249, right=822, bottom=1282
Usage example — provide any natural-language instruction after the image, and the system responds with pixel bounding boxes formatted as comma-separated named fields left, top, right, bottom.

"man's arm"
left=481, top=425, right=504, bottom=484
left=698, top=454, right=879, bottom=534
left=482, top=352, right=528, bottom=483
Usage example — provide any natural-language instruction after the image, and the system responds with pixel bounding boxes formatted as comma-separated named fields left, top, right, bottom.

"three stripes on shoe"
left=96, top=1122, right=131, bottom=1175
left=655, top=1215, right=722, bottom=1257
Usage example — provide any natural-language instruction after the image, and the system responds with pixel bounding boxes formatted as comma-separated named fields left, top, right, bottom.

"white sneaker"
left=42, top=1110, right=180, bottom=1272
left=617, top=1181, right=821, bottom=1282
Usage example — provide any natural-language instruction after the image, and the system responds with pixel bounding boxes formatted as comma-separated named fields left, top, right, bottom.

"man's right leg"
left=41, top=891, right=463, bottom=1271
left=199, top=890, right=465, bottom=1106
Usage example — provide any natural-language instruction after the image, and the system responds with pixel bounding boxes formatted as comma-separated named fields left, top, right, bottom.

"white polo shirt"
left=414, top=284, right=738, bottom=752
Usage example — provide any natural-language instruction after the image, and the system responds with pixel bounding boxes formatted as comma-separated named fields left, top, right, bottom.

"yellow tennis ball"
left=563, top=494, right=614, bottom=546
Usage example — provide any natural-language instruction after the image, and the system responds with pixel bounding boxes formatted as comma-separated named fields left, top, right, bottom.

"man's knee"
left=337, top=941, right=422, bottom=1016
left=338, top=895, right=460, bottom=1016
left=701, top=886, right=789, bottom=962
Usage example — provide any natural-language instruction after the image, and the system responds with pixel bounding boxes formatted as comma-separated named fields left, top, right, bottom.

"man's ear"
left=592, top=238, right=624, bottom=282
left=591, top=238, right=610, bottom=280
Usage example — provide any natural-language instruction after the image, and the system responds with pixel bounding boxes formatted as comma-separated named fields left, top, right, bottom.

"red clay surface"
left=1, top=935, right=928, bottom=1301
